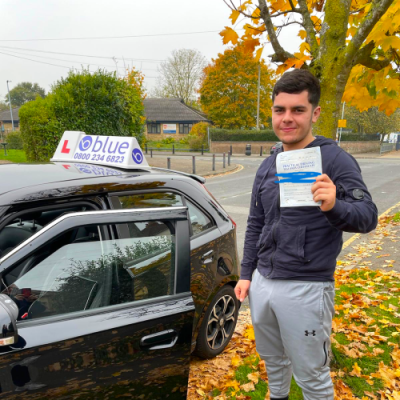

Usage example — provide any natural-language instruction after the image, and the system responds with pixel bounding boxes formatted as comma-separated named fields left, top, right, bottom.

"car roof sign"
left=51, top=131, right=150, bottom=170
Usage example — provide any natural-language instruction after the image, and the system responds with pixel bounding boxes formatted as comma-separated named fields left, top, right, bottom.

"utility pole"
left=256, top=63, right=261, bottom=130
left=338, top=102, right=346, bottom=147
left=6, top=80, right=15, bottom=131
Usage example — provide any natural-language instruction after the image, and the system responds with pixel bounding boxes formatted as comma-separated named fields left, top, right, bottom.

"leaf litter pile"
left=188, top=213, right=400, bottom=400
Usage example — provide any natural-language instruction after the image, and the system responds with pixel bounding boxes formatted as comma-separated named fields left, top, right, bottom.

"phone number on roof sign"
left=74, top=152, right=125, bottom=163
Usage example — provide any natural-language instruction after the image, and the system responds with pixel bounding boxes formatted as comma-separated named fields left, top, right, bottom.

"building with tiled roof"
left=144, top=98, right=209, bottom=139
left=0, top=107, right=21, bottom=133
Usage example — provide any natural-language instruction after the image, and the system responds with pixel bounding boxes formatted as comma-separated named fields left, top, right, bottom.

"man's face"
left=271, top=90, right=320, bottom=151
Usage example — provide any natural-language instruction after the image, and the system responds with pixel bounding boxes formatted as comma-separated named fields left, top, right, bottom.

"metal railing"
left=145, top=144, right=209, bottom=155
left=380, top=142, right=396, bottom=154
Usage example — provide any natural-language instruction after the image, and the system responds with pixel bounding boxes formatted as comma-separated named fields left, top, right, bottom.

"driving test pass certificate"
left=276, top=146, right=322, bottom=207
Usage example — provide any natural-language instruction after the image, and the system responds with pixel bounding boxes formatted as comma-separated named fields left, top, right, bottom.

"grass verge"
left=0, top=149, right=27, bottom=163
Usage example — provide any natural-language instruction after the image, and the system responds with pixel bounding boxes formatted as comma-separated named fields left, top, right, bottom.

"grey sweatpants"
left=249, top=270, right=335, bottom=400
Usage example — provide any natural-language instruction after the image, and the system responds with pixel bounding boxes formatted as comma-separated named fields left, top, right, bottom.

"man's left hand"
left=311, top=174, right=336, bottom=212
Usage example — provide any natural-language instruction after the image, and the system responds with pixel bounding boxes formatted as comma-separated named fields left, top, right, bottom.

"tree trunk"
left=313, top=67, right=349, bottom=138
left=310, top=0, right=352, bottom=138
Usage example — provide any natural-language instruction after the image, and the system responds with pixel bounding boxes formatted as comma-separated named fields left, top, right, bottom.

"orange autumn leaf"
left=350, top=362, right=362, bottom=377
left=230, top=10, right=241, bottom=25
left=220, top=26, right=239, bottom=45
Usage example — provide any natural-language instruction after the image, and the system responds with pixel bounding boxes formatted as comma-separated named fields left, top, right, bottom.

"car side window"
left=120, top=192, right=184, bottom=208
left=2, top=221, right=175, bottom=321
left=0, top=205, right=96, bottom=259
left=117, top=192, right=214, bottom=236
left=185, top=201, right=213, bottom=236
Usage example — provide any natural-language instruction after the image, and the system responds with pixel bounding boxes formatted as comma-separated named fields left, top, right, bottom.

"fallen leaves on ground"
left=188, top=213, right=400, bottom=399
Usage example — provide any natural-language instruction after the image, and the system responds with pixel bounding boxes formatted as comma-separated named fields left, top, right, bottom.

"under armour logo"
left=305, top=330, right=316, bottom=336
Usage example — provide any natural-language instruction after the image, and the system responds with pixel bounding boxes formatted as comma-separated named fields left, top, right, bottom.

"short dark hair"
left=272, top=69, right=321, bottom=108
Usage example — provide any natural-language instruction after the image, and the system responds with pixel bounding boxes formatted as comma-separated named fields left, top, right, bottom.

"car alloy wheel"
left=195, top=285, right=239, bottom=358
left=207, top=294, right=236, bottom=350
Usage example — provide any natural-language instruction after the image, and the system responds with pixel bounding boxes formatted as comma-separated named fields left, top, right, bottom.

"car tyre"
left=195, top=285, right=239, bottom=359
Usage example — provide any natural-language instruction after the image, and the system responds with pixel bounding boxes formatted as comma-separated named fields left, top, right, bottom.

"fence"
left=145, top=144, right=209, bottom=155
left=380, top=142, right=397, bottom=154
left=164, top=153, right=231, bottom=174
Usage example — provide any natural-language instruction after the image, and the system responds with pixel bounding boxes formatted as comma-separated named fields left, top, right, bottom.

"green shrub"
left=179, top=137, right=189, bottom=145
left=210, top=128, right=278, bottom=141
left=6, top=131, right=24, bottom=150
left=20, top=69, right=145, bottom=162
left=20, top=96, right=62, bottom=161
left=188, top=134, right=206, bottom=150
left=161, top=137, right=175, bottom=144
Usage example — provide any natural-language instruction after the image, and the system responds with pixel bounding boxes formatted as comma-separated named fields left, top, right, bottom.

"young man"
left=235, top=69, right=377, bottom=400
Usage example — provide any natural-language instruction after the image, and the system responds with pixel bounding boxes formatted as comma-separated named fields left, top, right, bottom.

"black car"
left=270, top=141, right=283, bottom=154
left=0, top=134, right=239, bottom=399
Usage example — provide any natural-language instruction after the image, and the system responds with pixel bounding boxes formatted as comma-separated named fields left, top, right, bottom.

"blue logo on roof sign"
left=79, top=136, right=93, bottom=151
left=132, top=148, right=143, bottom=164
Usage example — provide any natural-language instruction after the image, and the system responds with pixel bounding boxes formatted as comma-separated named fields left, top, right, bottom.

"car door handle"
left=140, top=330, right=178, bottom=350
left=201, top=250, right=214, bottom=263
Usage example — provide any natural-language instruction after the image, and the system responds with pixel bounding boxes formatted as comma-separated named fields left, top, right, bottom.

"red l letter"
left=61, top=140, right=71, bottom=154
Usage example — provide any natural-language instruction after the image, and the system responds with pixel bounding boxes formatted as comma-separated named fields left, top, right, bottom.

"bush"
left=187, top=122, right=209, bottom=149
left=20, top=96, right=62, bottom=161
left=210, top=128, right=278, bottom=141
left=190, top=122, right=209, bottom=138
left=161, top=136, right=175, bottom=144
left=179, top=137, right=189, bottom=145
left=6, top=131, right=24, bottom=150
left=188, top=134, right=206, bottom=150
left=20, top=69, right=145, bottom=162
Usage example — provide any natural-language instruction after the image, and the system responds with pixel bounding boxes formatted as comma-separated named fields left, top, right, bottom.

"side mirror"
left=0, top=294, right=18, bottom=346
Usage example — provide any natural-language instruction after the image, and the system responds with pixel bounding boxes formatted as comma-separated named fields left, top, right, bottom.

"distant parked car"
left=270, top=141, right=283, bottom=155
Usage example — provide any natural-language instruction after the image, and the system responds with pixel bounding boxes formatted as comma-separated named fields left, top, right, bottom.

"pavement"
left=340, top=202, right=400, bottom=273
left=354, top=150, right=400, bottom=159
left=147, top=154, right=238, bottom=177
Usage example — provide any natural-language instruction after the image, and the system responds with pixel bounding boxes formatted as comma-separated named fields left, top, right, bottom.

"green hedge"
left=210, top=129, right=380, bottom=142
left=210, top=129, right=278, bottom=142
left=339, top=134, right=380, bottom=141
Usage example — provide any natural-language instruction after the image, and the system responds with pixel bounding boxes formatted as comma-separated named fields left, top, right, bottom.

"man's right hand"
left=234, top=280, right=251, bottom=302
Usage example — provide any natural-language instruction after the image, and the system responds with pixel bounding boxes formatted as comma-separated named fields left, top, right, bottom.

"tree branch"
left=269, top=9, right=301, bottom=17
left=258, top=0, right=294, bottom=62
left=354, top=41, right=391, bottom=70
left=297, top=0, right=319, bottom=57
left=223, top=0, right=262, bottom=20
left=348, top=0, right=395, bottom=60
left=275, top=21, right=302, bottom=29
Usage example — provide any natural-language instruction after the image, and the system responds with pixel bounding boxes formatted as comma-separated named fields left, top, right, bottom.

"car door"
left=0, top=207, right=194, bottom=400
left=108, top=192, right=221, bottom=339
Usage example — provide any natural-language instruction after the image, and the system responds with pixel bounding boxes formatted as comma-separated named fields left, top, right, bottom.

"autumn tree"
left=5, top=82, right=46, bottom=106
left=199, top=45, right=275, bottom=129
left=221, top=0, right=400, bottom=138
left=152, top=49, right=207, bottom=106
left=345, top=106, right=400, bottom=134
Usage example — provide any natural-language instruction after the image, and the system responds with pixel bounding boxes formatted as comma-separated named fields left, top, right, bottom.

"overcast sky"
left=0, top=0, right=301, bottom=102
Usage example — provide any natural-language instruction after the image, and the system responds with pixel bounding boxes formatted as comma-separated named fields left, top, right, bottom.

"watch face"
left=353, top=188, right=364, bottom=199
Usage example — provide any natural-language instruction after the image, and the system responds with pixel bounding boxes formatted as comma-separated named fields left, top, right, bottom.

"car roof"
left=0, top=162, right=204, bottom=207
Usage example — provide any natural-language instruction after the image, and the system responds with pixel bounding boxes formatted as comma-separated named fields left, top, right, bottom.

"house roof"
left=0, top=107, right=20, bottom=123
left=144, top=98, right=209, bottom=123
